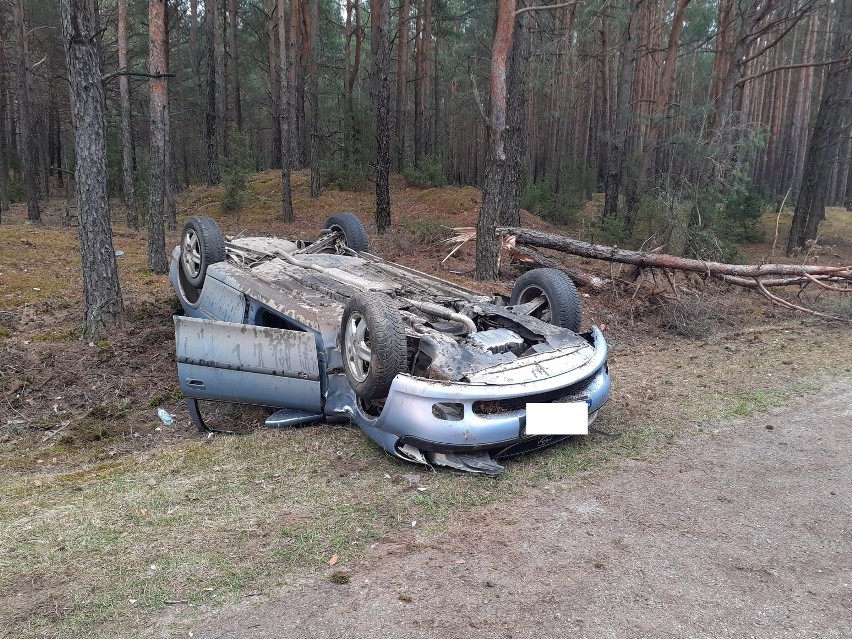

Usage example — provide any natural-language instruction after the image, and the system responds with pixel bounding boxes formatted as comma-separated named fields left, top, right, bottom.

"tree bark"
left=306, top=0, right=320, bottom=197
left=117, top=0, right=137, bottom=229
left=504, top=226, right=852, bottom=280
left=0, top=46, right=8, bottom=215
left=204, top=0, right=221, bottom=184
left=14, top=0, right=40, bottom=223
left=265, top=0, right=282, bottom=168
left=709, top=0, right=734, bottom=119
left=628, top=0, right=690, bottom=221
left=59, top=0, right=125, bottom=337
left=190, top=0, right=204, bottom=178
left=835, top=134, right=850, bottom=208
left=48, top=69, right=62, bottom=189
left=344, top=0, right=355, bottom=163
left=278, top=0, right=294, bottom=221
left=789, top=14, right=818, bottom=196
left=299, top=1, right=312, bottom=165
left=787, top=1, right=852, bottom=254
left=422, top=0, right=432, bottom=156
left=475, top=0, right=515, bottom=281
left=371, top=0, right=392, bottom=233
left=498, top=0, right=529, bottom=228
left=164, top=2, right=177, bottom=231
left=413, top=0, right=430, bottom=166
left=148, top=0, right=170, bottom=274
left=602, top=0, right=641, bottom=221
left=395, top=0, right=410, bottom=170
left=431, top=20, right=440, bottom=160
left=216, top=0, right=227, bottom=155
left=229, top=0, right=242, bottom=131
left=290, top=0, right=304, bottom=167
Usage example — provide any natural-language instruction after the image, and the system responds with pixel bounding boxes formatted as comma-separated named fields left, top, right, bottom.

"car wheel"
left=341, top=292, right=407, bottom=400
left=181, top=216, right=226, bottom=288
left=323, top=212, right=369, bottom=252
left=510, top=267, right=581, bottom=332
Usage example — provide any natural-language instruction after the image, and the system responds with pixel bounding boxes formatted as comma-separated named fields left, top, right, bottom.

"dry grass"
left=1, top=179, right=852, bottom=638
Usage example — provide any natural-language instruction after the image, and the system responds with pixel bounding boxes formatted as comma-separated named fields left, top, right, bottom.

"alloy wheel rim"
left=182, top=229, right=202, bottom=278
left=344, top=312, right=372, bottom=383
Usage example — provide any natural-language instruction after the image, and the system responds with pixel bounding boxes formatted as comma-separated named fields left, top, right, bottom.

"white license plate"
left=525, top=402, right=589, bottom=435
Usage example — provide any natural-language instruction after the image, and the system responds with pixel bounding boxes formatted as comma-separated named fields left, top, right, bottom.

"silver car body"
left=170, top=233, right=610, bottom=474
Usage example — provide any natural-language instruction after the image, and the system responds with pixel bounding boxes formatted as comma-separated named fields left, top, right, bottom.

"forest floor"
left=1, top=171, right=851, bottom=638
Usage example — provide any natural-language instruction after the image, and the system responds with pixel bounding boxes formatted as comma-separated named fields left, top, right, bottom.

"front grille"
left=471, top=382, right=590, bottom=416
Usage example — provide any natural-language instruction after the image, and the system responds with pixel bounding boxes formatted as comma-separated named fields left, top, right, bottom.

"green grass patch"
left=725, top=389, right=786, bottom=418
left=400, top=217, right=452, bottom=244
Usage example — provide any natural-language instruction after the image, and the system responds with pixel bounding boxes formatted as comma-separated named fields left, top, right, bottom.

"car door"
left=174, top=316, right=322, bottom=412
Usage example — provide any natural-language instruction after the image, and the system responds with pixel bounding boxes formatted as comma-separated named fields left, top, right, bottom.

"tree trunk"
left=431, top=20, right=439, bottom=160
left=148, top=0, right=170, bottom=274
left=164, top=2, right=176, bottom=231
left=602, top=0, right=640, bottom=220
left=343, top=0, right=363, bottom=165
left=289, top=0, right=302, bottom=168
left=790, top=14, right=818, bottom=196
left=498, top=0, right=529, bottom=228
left=299, top=1, right=312, bottom=165
left=475, top=0, right=515, bottom=281
left=593, top=15, right=609, bottom=193
left=846, top=157, right=852, bottom=211
left=190, top=0, right=204, bottom=179
left=835, top=134, right=850, bottom=208
left=266, top=0, right=282, bottom=168
left=14, top=0, right=40, bottom=223
left=787, top=1, right=852, bottom=253
left=413, top=0, right=430, bottom=166
left=344, top=0, right=354, bottom=163
left=628, top=0, right=690, bottom=221
left=48, top=71, right=63, bottom=189
left=0, top=47, right=8, bottom=215
left=277, top=0, right=294, bottom=221
left=204, top=0, right=221, bottom=184
left=306, top=0, right=320, bottom=197
left=422, top=0, right=432, bottom=156
left=709, top=0, right=735, bottom=123
left=216, top=0, right=227, bottom=156
left=371, top=0, right=391, bottom=233
left=117, top=0, right=137, bottom=229
left=59, top=0, right=125, bottom=337
left=37, top=110, right=49, bottom=200
left=395, top=0, right=410, bottom=170
left=229, top=0, right=242, bottom=131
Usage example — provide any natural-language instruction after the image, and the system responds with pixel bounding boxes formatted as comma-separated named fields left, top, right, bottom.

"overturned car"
left=170, top=214, right=610, bottom=474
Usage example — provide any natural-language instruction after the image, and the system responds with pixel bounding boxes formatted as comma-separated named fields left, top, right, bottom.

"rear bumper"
left=355, top=327, right=610, bottom=453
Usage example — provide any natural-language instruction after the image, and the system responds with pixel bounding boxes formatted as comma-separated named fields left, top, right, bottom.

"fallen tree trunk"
left=500, top=227, right=852, bottom=281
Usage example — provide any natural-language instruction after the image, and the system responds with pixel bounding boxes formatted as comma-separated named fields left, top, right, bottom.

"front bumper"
left=354, top=327, right=610, bottom=455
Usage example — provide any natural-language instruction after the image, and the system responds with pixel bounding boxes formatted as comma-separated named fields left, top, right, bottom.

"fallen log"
left=486, top=226, right=851, bottom=321
left=499, top=227, right=852, bottom=281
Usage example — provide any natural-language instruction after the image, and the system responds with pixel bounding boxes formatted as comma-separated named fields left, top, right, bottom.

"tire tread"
left=341, top=292, right=407, bottom=400
left=510, top=267, right=582, bottom=332
left=323, top=212, right=369, bottom=252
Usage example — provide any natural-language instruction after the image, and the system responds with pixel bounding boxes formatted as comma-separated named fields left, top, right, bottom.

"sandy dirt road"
left=194, top=379, right=852, bottom=639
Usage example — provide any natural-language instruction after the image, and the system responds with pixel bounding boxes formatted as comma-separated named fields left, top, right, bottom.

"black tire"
left=323, top=212, right=369, bottom=252
left=510, top=268, right=582, bottom=332
left=340, top=293, right=407, bottom=400
left=181, top=216, right=226, bottom=288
